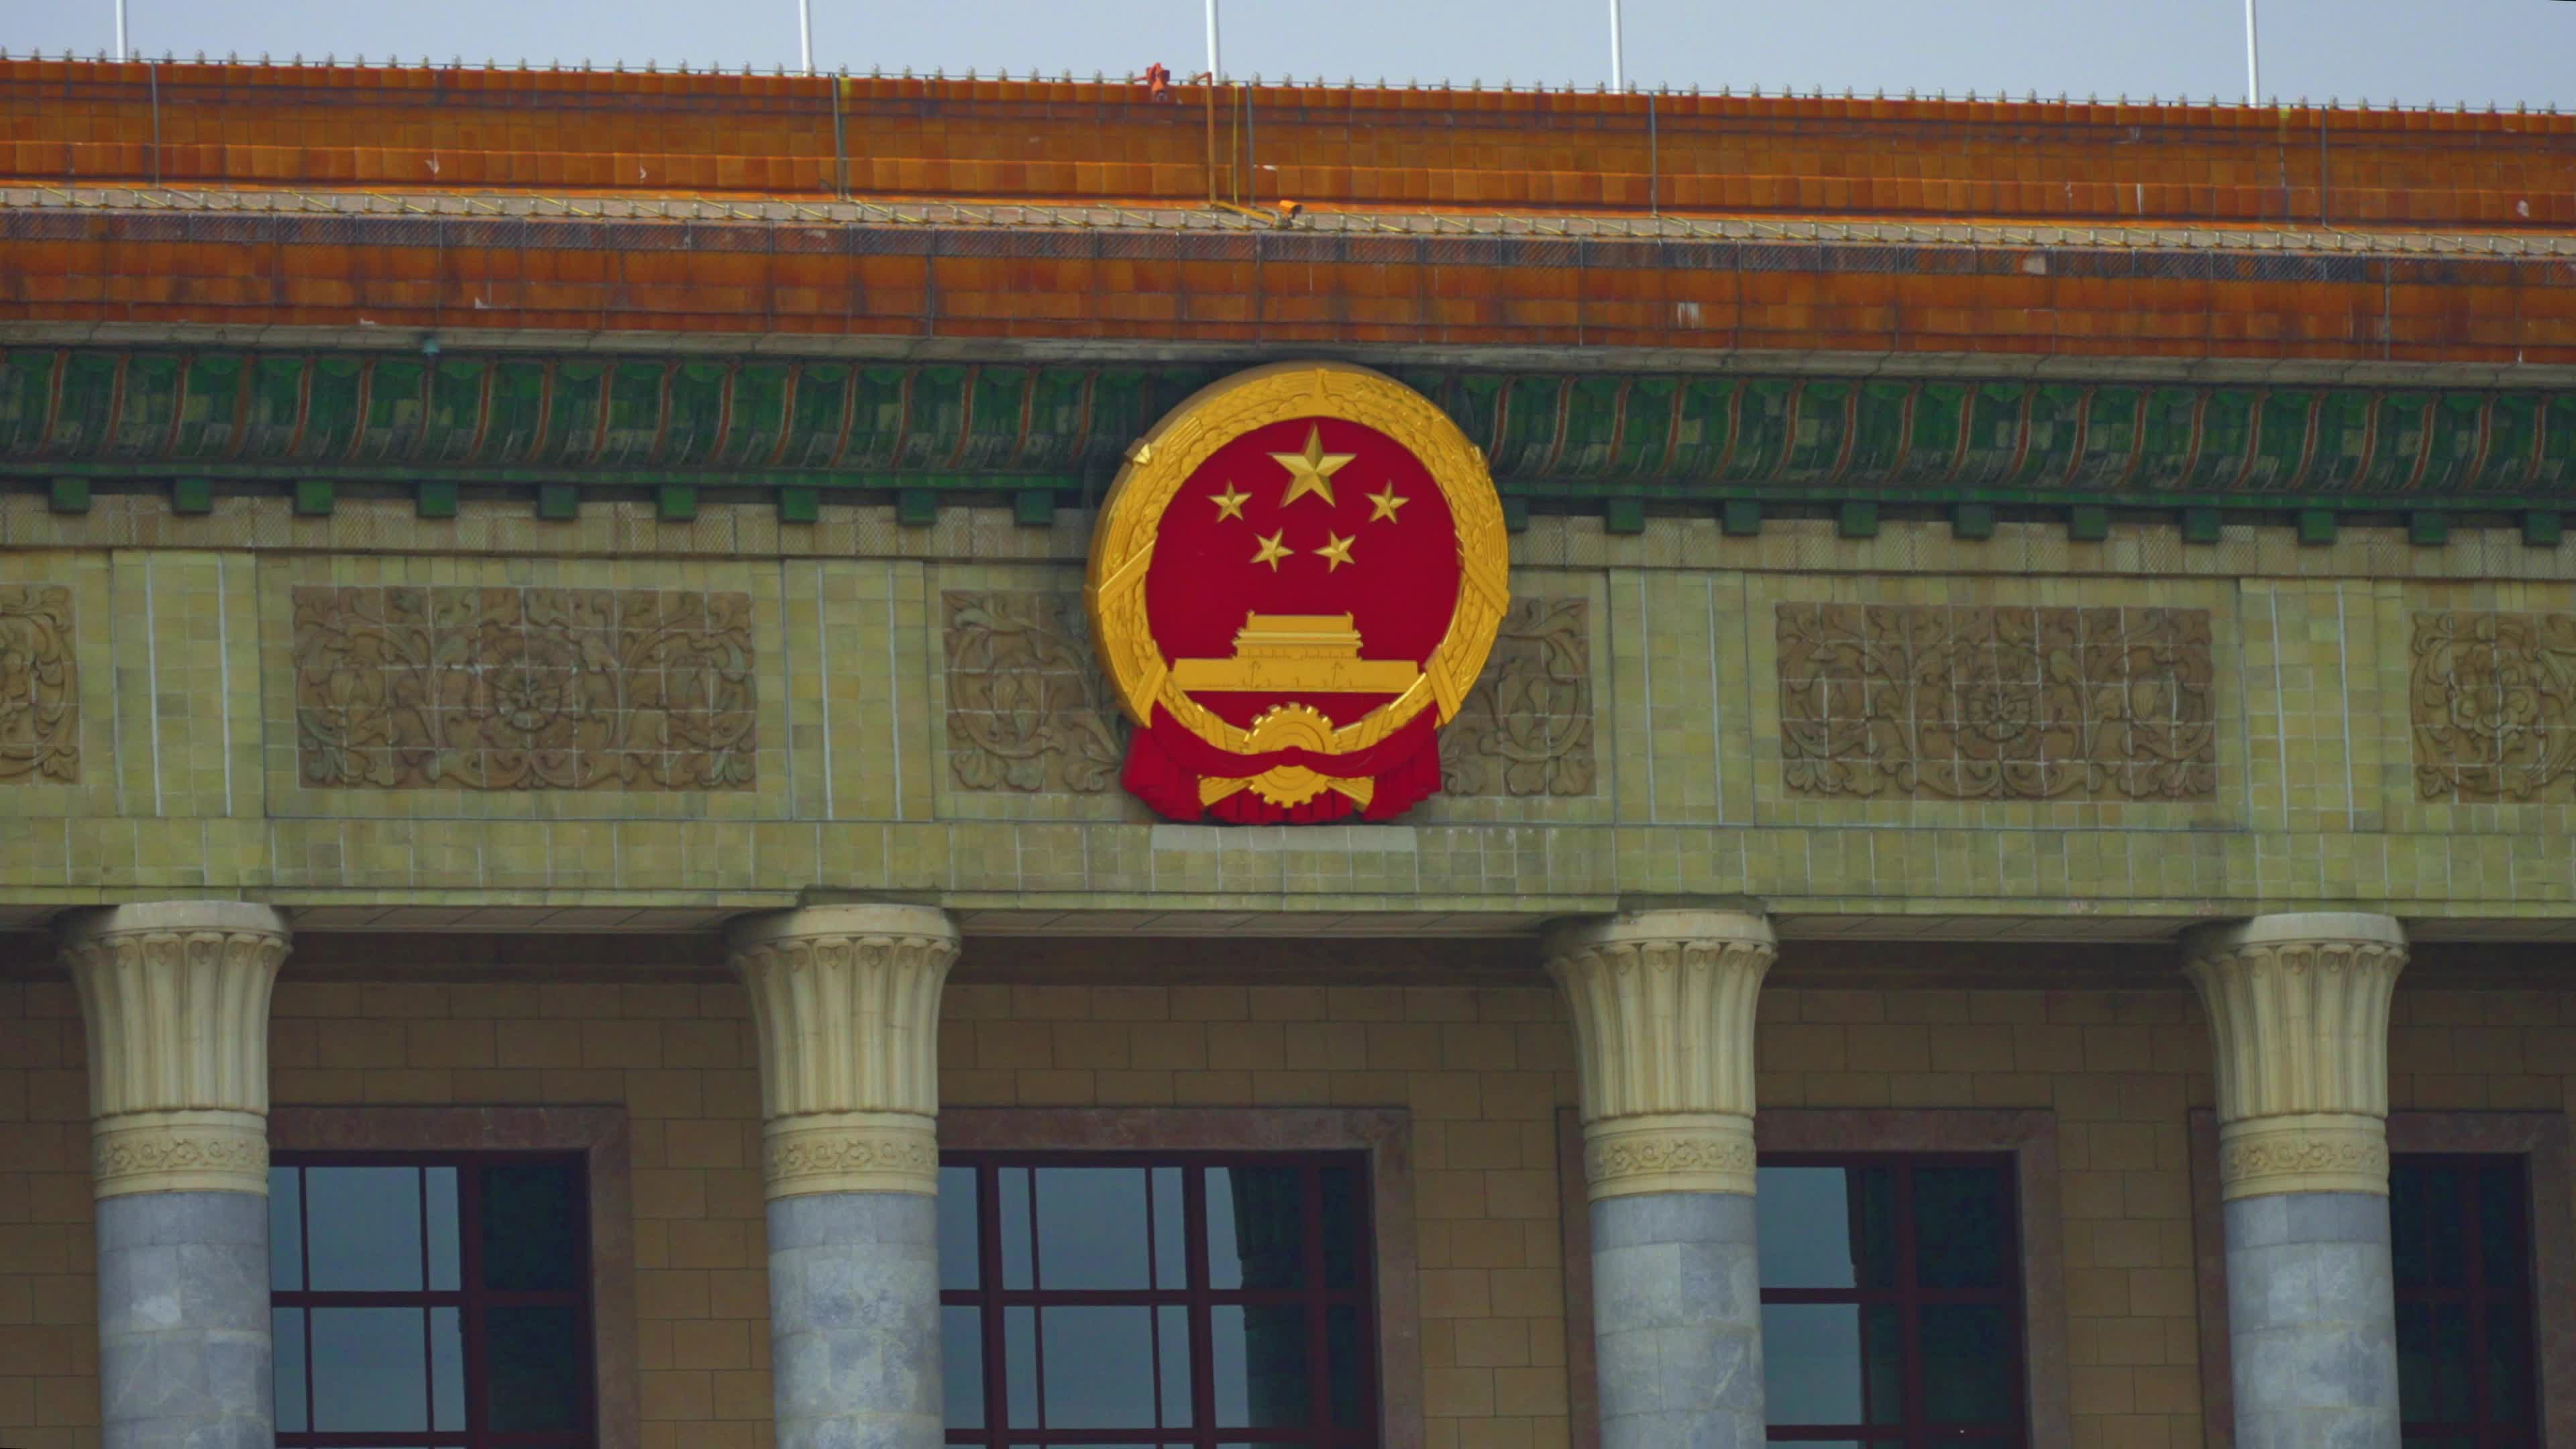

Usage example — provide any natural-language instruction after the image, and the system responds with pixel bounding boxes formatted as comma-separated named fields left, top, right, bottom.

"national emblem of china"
left=1087, top=362, right=1511, bottom=823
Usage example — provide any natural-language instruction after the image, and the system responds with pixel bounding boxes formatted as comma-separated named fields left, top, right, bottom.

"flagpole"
left=1205, top=0, right=1222, bottom=80
left=1608, top=0, right=1624, bottom=89
left=2243, top=0, right=2260, bottom=101
left=798, top=0, right=814, bottom=74
left=115, top=0, right=127, bottom=62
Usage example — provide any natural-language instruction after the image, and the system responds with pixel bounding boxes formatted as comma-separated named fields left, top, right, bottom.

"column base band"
left=2218, top=1112, right=2390, bottom=1199
left=1582, top=1112, right=1756, bottom=1199
left=764, top=1111, right=940, bottom=1198
left=92, top=1108, right=269, bottom=1198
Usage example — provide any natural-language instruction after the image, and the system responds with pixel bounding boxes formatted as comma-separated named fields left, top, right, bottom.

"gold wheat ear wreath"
left=1083, top=360, right=1513, bottom=759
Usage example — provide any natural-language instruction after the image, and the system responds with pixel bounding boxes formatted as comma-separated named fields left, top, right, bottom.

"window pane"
left=1762, top=1303, right=1902, bottom=1427
left=1208, top=1167, right=1306, bottom=1291
left=272, top=1307, right=307, bottom=1432
left=425, top=1168, right=460, bottom=1293
left=2398, top=1302, right=2473, bottom=1424
left=484, top=1304, right=584, bottom=1432
left=1005, top=1305, right=1038, bottom=1427
left=310, top=1306, right=429, bottom=1431
left=1035, top=1168, right=1151, bottom=1291
left=480, top=1161, right=581, bottom=1293
left=1040, top=1305, right=1160, bottom=1428
left=938, top=1166, right=980, bottom=1291
left=944, top=1304, right=985, bottom=1428
left=1921, top=1302, right=2017, bottom=1424
left=2392, top=1164, right=2428, bottom=1291
left=1758, top=1165, right=1896, bottom=1291
left=268, top=1168, right=303, bottom=1291
left=306, top=1167, right=425, bottom=1292
left=1321, top=1166, right=1364, bottom=1290
left=1152, top=1167, right=1186, bottom=1289
left=2485, top=1300, right=2534, bottom=1424
left=1915, top=1165, right=2011, bottom=1291
left=1000, top=1169, right=1034, bottom=1291
left=1327, top=1303, right=1365, bottom=1428
left=1212, top=1303, right=1309, bottom=1428
left=429, top=1306, right=464, bottom=1431
left=1158, top=1304, right=1193, bottom=1428
left=2479, top=1162, right=2528, bottom=1292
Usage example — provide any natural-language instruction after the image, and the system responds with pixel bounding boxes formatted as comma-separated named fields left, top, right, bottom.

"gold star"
left=1208, top=482, right=1252, bottom=522
left=1316, top=532, right=1357, bottom=571
left=1269, top=425, right=1355, bottom=510
left=1250, top=529, right=1295, bottom=571
left=1365, top=484, right=1409, bottom=523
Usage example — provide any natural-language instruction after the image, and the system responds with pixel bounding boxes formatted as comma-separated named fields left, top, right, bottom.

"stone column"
left=59, top=901, right=292, bottom=1449
left=1546, top=908, right=1774, bottom=1449
left=2184, top=912, right=2409, bottom=1449
left=728, top=904, right=960, bottom=1449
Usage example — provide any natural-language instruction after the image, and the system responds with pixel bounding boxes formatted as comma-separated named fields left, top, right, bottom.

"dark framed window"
left=269, top=1152, right=595, bottom=1449
left=2393, top=1155, right=2540, bottom=1449
left=938, top=1150, right=1379, bottom=1447
left=1756, top=1153, right=2028, bottom=1449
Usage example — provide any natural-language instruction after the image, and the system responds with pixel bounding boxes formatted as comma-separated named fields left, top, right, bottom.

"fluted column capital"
left=58, top=900, right=292, bottom=1199
left=1544, top=910, right=1775, bottom=1200
left=726, top=904, right=961, bottom=1200
left=2183, top=912, right=2408, bottom=1201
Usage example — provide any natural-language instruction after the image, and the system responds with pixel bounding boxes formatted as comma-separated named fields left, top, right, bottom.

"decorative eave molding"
left=7, top=347, right=2576, bottom=527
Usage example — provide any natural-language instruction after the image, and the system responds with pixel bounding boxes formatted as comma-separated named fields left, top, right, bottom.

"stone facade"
left=5, top=508, right=2575, bottom=914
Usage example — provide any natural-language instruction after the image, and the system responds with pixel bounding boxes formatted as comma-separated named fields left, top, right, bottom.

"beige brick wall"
left=0, top=980, right=94, bottom=1448
left=3, top=976, right=2572, bottom=1449
left=1758, top=985, right=2215, bottom=1449
left=938, top=982, right=1582, bottom=1449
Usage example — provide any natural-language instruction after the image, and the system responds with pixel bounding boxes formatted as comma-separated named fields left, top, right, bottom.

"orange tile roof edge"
left=7, top=58, right=2575, bottom=233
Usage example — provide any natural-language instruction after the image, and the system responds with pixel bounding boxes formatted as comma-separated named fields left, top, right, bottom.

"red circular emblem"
left=1087, top=363, right=1510, bottom=823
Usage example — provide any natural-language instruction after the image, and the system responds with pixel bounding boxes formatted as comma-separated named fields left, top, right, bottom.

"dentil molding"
left=2184, top=912, right=2408, bottom=1200
left=726, top=904, right=960, bottom=1198
left=1545, top=909, right=1774, bottom=1199
left=58, top=901, right=292, bottom=1198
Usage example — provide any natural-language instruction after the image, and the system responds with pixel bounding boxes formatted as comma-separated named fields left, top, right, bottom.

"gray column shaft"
left=2224, top=1191, right=2400, bottom=1449
left=96, top=1191, right=272, bottom=1449
left=768, top=1190, right=944, bottom=1449
left=1591, top=1190, right=1764, bottom=1449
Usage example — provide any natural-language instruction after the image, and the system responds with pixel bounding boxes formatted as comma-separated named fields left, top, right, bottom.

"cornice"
left=7, top=347, right=2575, bottom=521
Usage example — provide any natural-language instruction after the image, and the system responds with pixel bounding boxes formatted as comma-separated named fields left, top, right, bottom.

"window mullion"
left=1188, top=1165, right=1216, bottom=1449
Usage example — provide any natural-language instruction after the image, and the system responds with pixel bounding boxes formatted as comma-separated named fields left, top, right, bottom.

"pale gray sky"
left=13, top=0, right=2576, bottom=110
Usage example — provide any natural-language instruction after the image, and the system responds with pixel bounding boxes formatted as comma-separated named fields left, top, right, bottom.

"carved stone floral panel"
left=1776, top=602, right=2217, bottom=801
left=941, top=591, right=1126, bottom=794
left=2410, top=609, right=2576, bottom=801
left=1440, top=597, right=1596, bottom=798
left=291, top=586, right=755, bottom=790
left=0, top=584, right=77, bottom=783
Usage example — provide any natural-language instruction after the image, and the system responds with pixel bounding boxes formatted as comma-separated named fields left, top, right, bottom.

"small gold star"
left=1270, top=425, right=1356, bottom=510
left=1365, top=484, right=1409, bottom=523
left=1250, top=529, right=1295, bottom=571
left=1316, top=532, right=1357, bottom=571
left=1208, top=482, right=1252, bottom=522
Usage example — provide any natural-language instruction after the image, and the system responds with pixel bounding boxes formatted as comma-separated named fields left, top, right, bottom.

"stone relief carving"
left=1440, top=596, right=1596, bottom=798
left=291, top=586, right=756, bottom=790
left=0, top=584, right=77, bottom=784
left=2410, top=609, right=2576, bottom=801
left=1776, top=602, right=2217, bottom=801
left=941, top=590, right=1128, bottom=794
